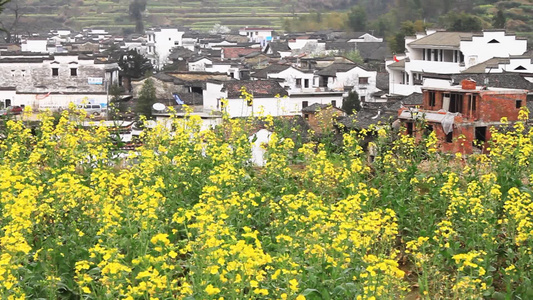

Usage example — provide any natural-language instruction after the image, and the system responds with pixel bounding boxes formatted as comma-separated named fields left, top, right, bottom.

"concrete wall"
left=0, top=55, right=118, bottom=94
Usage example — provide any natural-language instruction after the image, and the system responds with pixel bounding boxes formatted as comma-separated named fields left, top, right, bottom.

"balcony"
left=407, top=60, right=462, bottom=74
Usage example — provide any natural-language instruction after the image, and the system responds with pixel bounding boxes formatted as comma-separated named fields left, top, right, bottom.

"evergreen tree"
left=136, top=78, right=156, bottom=118
left=342, top=91, right=362, bottom=115
left=348, top=5, right=367, bottom=31
left=492, top=9, right=506, bottom=29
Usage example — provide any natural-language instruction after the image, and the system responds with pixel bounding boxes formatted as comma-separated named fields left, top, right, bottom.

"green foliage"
left=442, top=12, right=484, bottom=32
left=348, top=5, right=367, bottom=31
left=344, top=50, right=364, bottom=64
left=342, top=91, right=362, bottom=115
left=118, top=49, right=153, bottom=79
left=136, top=78, right=156, bottom=118
left=492, top=9, right=506, bottom=28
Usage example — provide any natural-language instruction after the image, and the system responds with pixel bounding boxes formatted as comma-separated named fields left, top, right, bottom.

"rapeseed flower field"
left=0, top=105, right=532, bottom=299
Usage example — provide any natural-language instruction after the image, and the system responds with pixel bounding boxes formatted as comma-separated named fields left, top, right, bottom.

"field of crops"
left=0, top=105, right=532, bottom=299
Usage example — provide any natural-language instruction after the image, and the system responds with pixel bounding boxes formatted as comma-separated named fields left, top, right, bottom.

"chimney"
left=461, top=78, right=476, bottom=90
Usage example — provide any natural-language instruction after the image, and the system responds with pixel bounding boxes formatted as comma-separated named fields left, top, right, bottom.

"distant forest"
left=285, top=0, right=533, bottom=52
left=0, top=0, right=532, bottom=51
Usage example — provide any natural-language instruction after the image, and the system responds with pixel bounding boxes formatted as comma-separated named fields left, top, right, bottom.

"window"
left=331, top=100, right=337, bottom=107
left=449, top=93, right=463, bottom=113
left=488, top=39, right=500, bottom=44
left=70, top=68, right=77, bottom=76
left=446, top=131, right=453, bottom=143
left=304, top=113, right=309, bottom=119
left=358, top=77, right=369, bottom=85
left=52, top=68, right=59, bottom=76
left=516, top=100, right=522, bottom=109
left=302, top=101, right=308, bottom=108
left=515, top=65, right=526, bottom=71
left=428, top=91, right=436, bottom=107
left=304, top=79, right=309, bottom=88
left=360, top=96, right=366, bottom=102
left=422, top=48, right=426, bottom=60
left=296, top=78, right=302, bottom=88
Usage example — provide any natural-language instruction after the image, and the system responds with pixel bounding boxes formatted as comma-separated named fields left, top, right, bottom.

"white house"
left=251, top=65, right=318, bottom=93
left=386, top=29, right=529, bottom=96
left=0, top=52, right=119, bottom=110
left=188, top=57, right=213, bottom=72
left=239, top=27, right=273, bottom=46
left=203, top=80, right=344, bottom=118
left=347, top=33, right=384, bottom=43
left=316, top=63, right=382, bottom=102
left=146, top=27, right=187, bottom=69
left=21, top=38, right=48, bottom=53
left=462, top=55, right=533, bottom=74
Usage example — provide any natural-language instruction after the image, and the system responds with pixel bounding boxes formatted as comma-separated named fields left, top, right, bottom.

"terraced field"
left=3, top=0, right=306, bottom=33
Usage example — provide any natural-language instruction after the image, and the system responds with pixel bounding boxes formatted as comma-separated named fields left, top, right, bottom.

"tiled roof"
left=222, top=47, right=261, bottom=59
left=461, top=58, right=506, bottom=73
left=302, top=103, right=330, bottom=113
left=388, top=59, right=405, bottom=68
left=408, top=32, right=474, bottom=48
left=223, top=80, right=288, bottom=98
left=251, top=64, right=291, bottom=79
left=316, top=62, right=357, bottom=76
left=451, top=73, right=533, bottom=90
left=356, top=42, right=391, bottom=61
left=387, top=93, right=423, bottom=111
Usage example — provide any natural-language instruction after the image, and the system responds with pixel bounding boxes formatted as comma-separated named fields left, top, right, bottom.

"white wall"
left=460, top=31, right=527, bottom=69
left=188, top=58, right=212, bottom=71
left=267, top=67, right=316, bottom=93
left=21, top=40, right=48, bottom=53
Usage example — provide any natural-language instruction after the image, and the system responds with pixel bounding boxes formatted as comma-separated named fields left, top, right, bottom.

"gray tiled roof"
left=408, top=32, right=474, bottom=48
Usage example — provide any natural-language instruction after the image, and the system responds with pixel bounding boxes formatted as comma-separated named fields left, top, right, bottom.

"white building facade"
left=387, top=30, right=529, bottom=96
left=146, top=27, right=186, bottom=69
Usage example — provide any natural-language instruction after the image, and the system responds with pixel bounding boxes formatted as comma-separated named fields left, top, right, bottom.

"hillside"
left=0, top=0, right=305, bottom=34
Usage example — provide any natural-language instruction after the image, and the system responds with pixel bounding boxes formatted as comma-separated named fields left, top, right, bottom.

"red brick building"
left=398, top=80, right=528, bottom=154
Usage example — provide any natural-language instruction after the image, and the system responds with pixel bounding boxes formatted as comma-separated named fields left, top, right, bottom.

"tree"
left=0, top=0, right=22, bottom=43
left=129, top=0, right=147, bottom=34
left=344, top=50, right=364, bottom=64
left=492, top=9, right=506, bottom=29
left=442, top=12, right=483, bottom=32
left=342, top=91, right=362, bottom=115
left=118, top=49, right=153, bottom=79
left=348, top=5, right=367, bottom=31
left=136, top=78, right=156, bottom=118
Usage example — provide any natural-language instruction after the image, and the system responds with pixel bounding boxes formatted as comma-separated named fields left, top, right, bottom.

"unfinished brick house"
left=398, top=79, right=528, bottom=154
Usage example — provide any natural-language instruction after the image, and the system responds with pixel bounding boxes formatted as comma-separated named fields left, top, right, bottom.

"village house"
left=238, top=27, right=274, bottom=46
left=251, top=64, right=318, bottom=93
left=146, top=27, right=187, bottom=68
left=316, top=62, right=382, bottom=102
left=0, top=52, right=119, bottom=110
left=398, top=79, right=528, bottom=154
left=301, top=103, right=346, bottom=134
left=387, top=29, right=529, bottom=96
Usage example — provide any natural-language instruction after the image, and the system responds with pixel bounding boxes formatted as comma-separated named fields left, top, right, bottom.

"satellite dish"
left=152, top=103, right=166, bottom=111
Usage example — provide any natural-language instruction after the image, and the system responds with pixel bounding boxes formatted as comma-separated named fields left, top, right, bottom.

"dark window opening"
left=459, top=52, right=465, bottom=63
left=406, top=122, right=413, bottom=136
left=302, top=101, right=308, bottom=108
left=331, top=100, right=337, bottom=107
left=474, top=126, right=487, bottom=148
left=52, top=68, right=59, bottom=76
left=422, top=48, right=426, bottom=60
left=70, top=68, right=77, bottom=76
left=304, top=79, right=309, bottom=88
left=296, top=78, right=302, bottom=88
left=516, top=100, right=522, bottom=109
left=359, top=77, right=369, bottom=85
left=446, top=131, right=453, bottom=143
left=361, top=96, right=366, bottom=102
left=304, top=113, right=309, bottom=119
left=449, top=93, right=463, bottom=113
left=488, top=39, right=500, bottom=44
left=428, top=91, right=436, bottom=107
left=514, top=65, right=526, bottom=70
